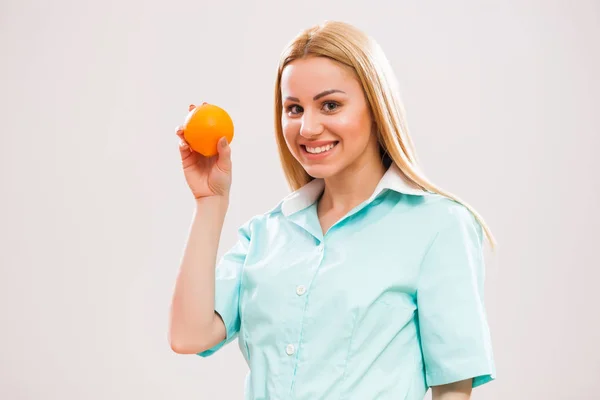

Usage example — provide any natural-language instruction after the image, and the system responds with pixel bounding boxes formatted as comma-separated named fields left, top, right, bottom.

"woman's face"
left=280, top=56, right=380, bottom=180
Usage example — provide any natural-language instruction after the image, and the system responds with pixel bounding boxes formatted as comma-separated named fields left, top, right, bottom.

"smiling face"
left=280, top=56, right=381, bottom=180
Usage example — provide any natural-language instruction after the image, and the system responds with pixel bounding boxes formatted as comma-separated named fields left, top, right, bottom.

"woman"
left=169, top=20, right=496, bottom=400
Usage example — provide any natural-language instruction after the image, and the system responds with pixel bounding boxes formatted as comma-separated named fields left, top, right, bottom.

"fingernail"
left=188, top=104, right=195, bottom=111
left=220, top=137, right=227, bottom=148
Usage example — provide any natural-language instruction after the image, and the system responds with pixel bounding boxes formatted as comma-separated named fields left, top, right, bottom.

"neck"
left=318, top=157, right=386, bottom=215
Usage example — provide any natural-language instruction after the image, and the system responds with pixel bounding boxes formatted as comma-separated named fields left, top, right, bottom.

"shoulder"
left=235, top=195, right=289, bottom=237
left=407, top=193, right=483, bottom=242
left=425, top=194, right=478, bottom=223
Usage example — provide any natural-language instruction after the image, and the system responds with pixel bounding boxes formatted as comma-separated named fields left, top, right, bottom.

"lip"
left=300, top=140, right=339, bottom=160
left=300, top=140, right=338, bottom=147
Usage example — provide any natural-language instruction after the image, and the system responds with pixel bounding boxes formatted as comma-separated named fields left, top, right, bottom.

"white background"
left=1, top=0, right=599, bottom=399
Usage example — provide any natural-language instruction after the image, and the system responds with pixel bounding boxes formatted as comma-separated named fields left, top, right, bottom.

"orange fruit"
left=183, top=103, right=234, bottom=156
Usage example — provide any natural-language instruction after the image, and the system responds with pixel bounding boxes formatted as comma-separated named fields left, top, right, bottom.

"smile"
left=303, top=142, right=338, bottom=154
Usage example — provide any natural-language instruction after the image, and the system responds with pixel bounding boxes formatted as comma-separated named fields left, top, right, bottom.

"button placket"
left=288, top=240, right=327, bottom=387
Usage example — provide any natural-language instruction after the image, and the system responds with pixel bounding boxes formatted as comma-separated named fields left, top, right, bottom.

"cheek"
left=331, top=113, right=371, bottom=146
left=282, top=119, right=300, bottom=148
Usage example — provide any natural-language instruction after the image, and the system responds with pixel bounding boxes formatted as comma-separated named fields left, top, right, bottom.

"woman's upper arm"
left=416, top=204, right=496, bottom=388
left=431, top=378, right=473, bottom=399
left=196, top=217, right=255, bottom=357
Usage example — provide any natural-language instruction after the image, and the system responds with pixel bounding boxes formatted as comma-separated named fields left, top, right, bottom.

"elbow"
left=168, top=313, right=221, bottom=354
left=170, top=340, right=199, bottom=354
left=169, top=335, right=207, bottom=354
left=168, top=328, right=207, bottom=354
left=168, top=330, right=202, bottom=354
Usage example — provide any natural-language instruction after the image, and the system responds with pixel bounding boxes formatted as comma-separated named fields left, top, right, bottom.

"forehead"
left=280, top=56, right=358, bottom=96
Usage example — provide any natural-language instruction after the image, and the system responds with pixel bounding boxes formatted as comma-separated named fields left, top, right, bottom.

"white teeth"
left=306, top=142, right=337, bottom=154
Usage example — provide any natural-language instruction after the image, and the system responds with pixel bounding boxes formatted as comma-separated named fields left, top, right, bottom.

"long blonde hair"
left=273, top=21, right=497, bottom=250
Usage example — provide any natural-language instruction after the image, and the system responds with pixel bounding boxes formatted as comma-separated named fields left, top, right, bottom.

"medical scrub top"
left=197, top=163, right=496, bottom=399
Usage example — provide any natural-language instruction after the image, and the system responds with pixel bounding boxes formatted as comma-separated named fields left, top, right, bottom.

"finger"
left=215, top=137, right=231, bottom=173
left=176, top=128, right=189, bottom=147
left=178, top=139, right=190, bottom=152
left=188, top=104, right=196, bottom=112
left=179, top=140, right=196, bottom=166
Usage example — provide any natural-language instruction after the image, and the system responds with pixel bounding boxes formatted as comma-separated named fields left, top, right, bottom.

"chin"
left=301, top=163, right=343, bottom=179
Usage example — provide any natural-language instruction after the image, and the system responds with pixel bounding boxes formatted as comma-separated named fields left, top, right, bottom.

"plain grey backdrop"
left=1, top=0, right=599, bottom=399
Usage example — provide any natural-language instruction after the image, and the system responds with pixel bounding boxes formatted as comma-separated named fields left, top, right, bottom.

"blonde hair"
left=273, top=21, right=497, bottom=251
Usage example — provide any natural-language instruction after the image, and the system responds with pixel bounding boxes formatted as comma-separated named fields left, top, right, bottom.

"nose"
left=299, top=112, right=324, bottom=138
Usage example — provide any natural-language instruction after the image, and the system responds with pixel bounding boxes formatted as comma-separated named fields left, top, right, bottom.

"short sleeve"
left=416, top=205, right=496, bottom=388
left=197, top=218, right=253, bottom=357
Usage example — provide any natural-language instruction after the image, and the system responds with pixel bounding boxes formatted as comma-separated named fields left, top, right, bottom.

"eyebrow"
left=285, top=89, right=346, bottom=103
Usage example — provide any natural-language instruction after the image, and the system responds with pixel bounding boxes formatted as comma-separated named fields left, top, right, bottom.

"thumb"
left=215, top=137, right=232, bottom=173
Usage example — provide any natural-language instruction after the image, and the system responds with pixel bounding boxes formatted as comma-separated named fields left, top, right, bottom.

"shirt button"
left=286, top=344, right=295, bottom=355
left=296, top=285, right=306, bottom=296
left=318, top=244, right=324, bottom=252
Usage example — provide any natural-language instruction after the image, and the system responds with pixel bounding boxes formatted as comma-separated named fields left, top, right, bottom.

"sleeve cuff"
left=196, top=309, right=238, bottom=358
left=426, top=359, right=496, bottom=388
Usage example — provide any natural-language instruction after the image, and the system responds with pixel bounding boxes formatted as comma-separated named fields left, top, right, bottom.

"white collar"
left=276, top=163, right=432, bottom=217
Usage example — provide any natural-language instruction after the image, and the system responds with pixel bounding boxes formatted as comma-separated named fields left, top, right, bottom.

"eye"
left=322, top=101, right=339, bottom=112
left=286, top=104, right=303, bottom=115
